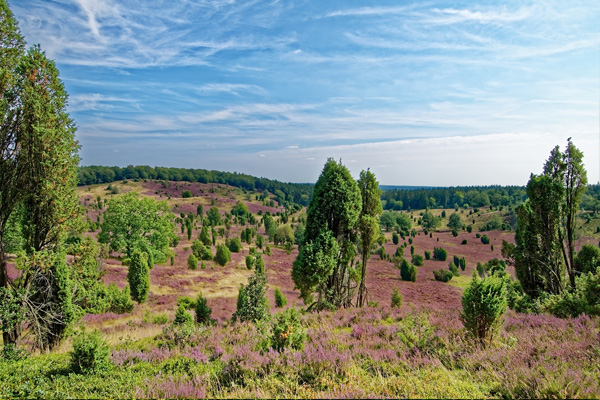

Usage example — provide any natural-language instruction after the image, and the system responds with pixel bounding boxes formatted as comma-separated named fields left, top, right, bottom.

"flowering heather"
left=138, top=373, right=207, bottom=399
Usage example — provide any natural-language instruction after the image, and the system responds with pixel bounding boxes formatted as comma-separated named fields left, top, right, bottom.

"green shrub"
left=574, top=244, right=600, bottom=274
left=411, top=254, right=424, bottom=266
left=69, top=330, right=111, bottom=374
left=480, top=234, right=490, bottom=244
left=271, top=308, right=306, bottom=351
left=274, top=287, right=287, bottom=308
left=461, top=239, right=468, bottom=245
left=195, top=292, right=213, bottom=325
left=433, top=269, right=453, bottom=282
left=467, top=225, right=472, bottom=233
left=433, top=247, right=447, bottom=261
left=452, top=229, right=458, bottom=237
left=173, top=304, right=194, bottom=325
left=461, top=274, right=507, bottom=345
left=151, top=313, right=169, bottom=324
left=232, top=271, right=269, bottom=323
left=459, top=257, right=466, bottom=271
left=245, top=255, right=255, bottom=270
left=400, top=259, right=417, bottom=282
left=214, top=244, right=231, bottom=266
left=424, top=251, right=431, bottom=260
left=127, top=249, right=149, bottom=303
left=177, top=296, right=196, bottom=310
left=191, top=239, right=213, bottom=260
left=227, top=237, right=242, bottom=253
left=449, top=262, right=459, bottom=276
left=391, top=287, right=403, bottom=308
left=187, top=253, right=198, bottom=270
left=182, top=190, right=192, bottom=198
left=542, top=267, right=600, bottom=317
left=410, top=245, right=414, bottom=255
left=392, top=232, right=399, bottom=245
left=1, top=344, right=27, bottom=362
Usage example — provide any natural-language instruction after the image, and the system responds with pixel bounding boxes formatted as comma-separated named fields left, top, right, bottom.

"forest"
left=1, top=1, right=599, bottom=398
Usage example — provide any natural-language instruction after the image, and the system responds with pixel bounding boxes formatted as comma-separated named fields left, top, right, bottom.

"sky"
left=10, top=0, right=600, bottom=186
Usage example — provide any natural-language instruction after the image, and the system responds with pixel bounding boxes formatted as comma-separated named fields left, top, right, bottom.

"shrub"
left=1, top=344, right=28, bottom=362
left=410, top=245, right=414, bottom=255
left=574, top=244, right=600, bottom=274
left=461, top=274, right=507, bottom=345
left=392, top=232, right=399, bottom=245
left=195, top=293, right=213, bottom=325
left=214, top=244, right=231, bottom=266
left=449, top=262, right=459, bottom=276
left=245, top=255, right=255, bottom=270
left=461, top=239, right=468, bottom=245
left=391, top=287, right=403, bottom=308
left=424, top=250, right=431, bottom=260
left=433, top=247, right=447, bottom=261
left=232, top=271, right=269, bottom=323
left=433, top=269, right=453, bottom=282
left=451, top=229, right=458, bottom=237
left=271, top=307, right=306, bottom=351
left=542, top=267, right=600, bottom=317
left=467, top=225, right=472, bottom=233
left=69, top=330, right=111, bottom=374
left=481, top=234, right=491, bottom=245
left=187, top=253, right=198, bottom=270
left=127, top=249, right=149, bottom=303
left=182, top=190, right=192, bottom=198
left=151, top=313, right=169, bottom=324
left=411, top=254, right=424, bottom=266
left=177, top=296, right=196, bottom=310
left=227, top=237, right=242, bottom=253
left=254, top=254, right=265, bottom=274
left=400, top=259, right=417, bottom=282
left=459, top=257, right=466, bottom=271
left=173, top=304, right=194, bottom=325
left=274, top=287, right=287, bottom=308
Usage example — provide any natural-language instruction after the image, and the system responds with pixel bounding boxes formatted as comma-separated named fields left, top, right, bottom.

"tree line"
left=78, top=165, right=314, bottom=206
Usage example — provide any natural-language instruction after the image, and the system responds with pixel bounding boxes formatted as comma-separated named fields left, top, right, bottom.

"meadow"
left=2, top=179, right=599, bottom=398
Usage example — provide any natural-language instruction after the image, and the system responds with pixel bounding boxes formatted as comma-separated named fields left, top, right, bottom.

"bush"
left=433, top=247, right=447, bottom=261
left=173, top=304, right=194, bottom=325
left=227, top=237, right=242, bottom=253
left=271, top=308, right=306, bottom=351
left=542, top=267, right=600, bottom=317
left=69, top=330, right=111, bottom=374
left=195, top=293, right=213, bottom=325
left=177, top=296, right=196, bottom=310
left=481, top=234, right=491, bottom=245
left=461, top=239, right=468, bottom=245
left=392, top=232, right=399, bottom=245
left=451, top=229, right=458, bottom=237
left=214, top=244, right=231, bottom=266
left=433, top=269, right=453, bottom=282
left=461, top=274, right=507, bottom=345
left=232, top=271, right=269, bottom=323
left=574, top=244, right=600, bottom=274
left=245, top=255, right=255, bottom=270
left=1, top=344, right=28, bottom=362
left=411, top=254, right=424, bottom=266
left=449, top=262, right=459, bottom=276
left=127, top=249, right=149, bottom=303
left=391, top=287, right=402, bottom=309
left=191, top=239, right=213, bottom=260
left=424, top=251, right=431, bottom=260
left=187, top=253, right=198, bottom=270
left=151, top=313, right=169, bottom=324
left=400, top=259, right=417, bottom=282
left=274, top=287, right=287, bottom=308
left=182, top=190, right=192, bottom=198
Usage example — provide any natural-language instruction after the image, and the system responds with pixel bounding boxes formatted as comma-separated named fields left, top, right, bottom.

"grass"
left=448, top=274, right=472, bottom=290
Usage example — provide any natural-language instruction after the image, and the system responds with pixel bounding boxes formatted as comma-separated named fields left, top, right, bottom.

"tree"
left=99, top=193, right=174, bottom=263
left=1, top=10, right=81, bottom=349
left=232, top=270, right=269, bottom=323
left=447, top=212, right=463, bottom=231
left=292, top=159, right=361, bottom=308
left=214, top=243, right=231, bottom=266
left=575, top=245, right=600, bottom=275
left=195, top=292, right=212, bottom=325
left=356, top=169, right=382, bottom=307
left=127, top=248, right=149, bottom=303
left=421, top=211, right=441, bottom=230
left=206, top=206, right=222, bottom=226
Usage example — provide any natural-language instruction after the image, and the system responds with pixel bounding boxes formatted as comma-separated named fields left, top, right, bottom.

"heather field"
left=2, top=179, right=600, bottom=398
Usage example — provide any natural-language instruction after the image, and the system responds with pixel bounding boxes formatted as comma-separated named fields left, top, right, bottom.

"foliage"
left=447, top=212, right=463, bottom=231
left=433, top=247, right=447, bottom=261
left=421, top=211, right=441, bottom=230
left=191, top=240, right=213, bottom=260
left=424, top=251, right=431, bottom=260
left=173, top=304, right=194, bottom=325
left=195, top=293, right=212, bottom=325
left=480, top=234, right=490, bottom=245
left=433, top=269, right=453, bottom=282
left=542, top=267, right=600, bottom=317
left=69, top=329, right=111, bottom=374
left=232, top=271, right=269, bottom=323
left=400, top=259, right=417, bottom=282
left=214, top=244, right=231, bottom=266
left=227, top=237, right=242, bottom=253
left=127, top=248, right=149, bottom=303
left=187, top=253, right=198, bottom=270
left=449, top=262, right=459, bottom=277
left=461, top=274, right=507, bottom=345
left=270, top=307, right=306, bottom=351
left=274, top=287, right=287, bottom=308
left=245, top=255, right=255, bottom=270
left=574, top=244, right=600, bottom=274
left=293, top=159, right=361, bottom=308
left=206, top=207, right=222, bottom=226
left=391, top=287, right=402, bottom=308
left=411, top=254, right=424, bottom=266
left=99, top=193, right=174, bottom=263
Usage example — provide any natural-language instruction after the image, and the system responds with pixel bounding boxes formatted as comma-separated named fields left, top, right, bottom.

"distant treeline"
left=381, top=186, right=528, bottom=210
left=78, top=165, right=313, bottom=206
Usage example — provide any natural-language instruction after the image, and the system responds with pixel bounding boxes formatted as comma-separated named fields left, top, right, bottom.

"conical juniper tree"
left=292, top=159, right=361, bottom=309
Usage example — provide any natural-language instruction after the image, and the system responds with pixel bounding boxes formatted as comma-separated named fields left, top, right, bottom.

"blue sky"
left=11, top=0, right=600, bottom=185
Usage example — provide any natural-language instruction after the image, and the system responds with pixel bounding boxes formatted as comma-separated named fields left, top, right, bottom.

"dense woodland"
left=1, top=1, right=600, bottom=398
